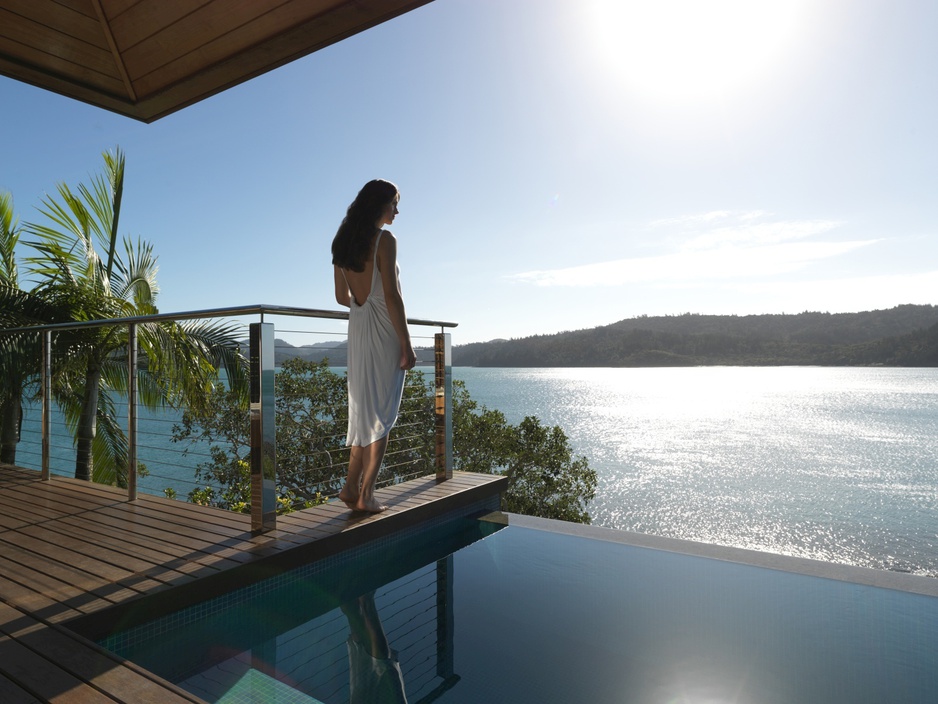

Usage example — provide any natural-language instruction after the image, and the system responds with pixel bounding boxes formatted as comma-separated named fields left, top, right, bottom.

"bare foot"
left=354, top=498, right=388, bottom=514
left=338, top=485, right=359, bottom=509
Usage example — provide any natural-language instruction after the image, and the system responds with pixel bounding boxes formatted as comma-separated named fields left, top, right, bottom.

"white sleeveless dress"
left=344, top=231, right=406, bottom=447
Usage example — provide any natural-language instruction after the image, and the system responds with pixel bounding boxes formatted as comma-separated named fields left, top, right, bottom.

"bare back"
left=341, top=234, right=380, bottom=305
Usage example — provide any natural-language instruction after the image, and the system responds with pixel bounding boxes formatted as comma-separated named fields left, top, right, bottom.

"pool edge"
left=492, top=511, right=938, bottom=598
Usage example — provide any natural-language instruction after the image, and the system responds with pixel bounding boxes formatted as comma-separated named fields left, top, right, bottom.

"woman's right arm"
left=378, top=234, right=416, bottom=370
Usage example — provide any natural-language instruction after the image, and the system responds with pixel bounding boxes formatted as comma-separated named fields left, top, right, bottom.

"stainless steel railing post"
left=41, top=330, right=51, bottom=481
left=435, top=332, right=453, bottom=480
left=127, top=323, right=138, bottom=500
left=249, top=321, right=277, bottom=533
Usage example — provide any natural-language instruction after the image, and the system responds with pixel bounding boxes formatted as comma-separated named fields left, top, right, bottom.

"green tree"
left=499, top=417, right=597, bottom=523
left=0, top=194, right=77, bottom=465
left=0, top=284, right=71, bottom=465
left=22, top=148, right=247, bottom=484
left=451, top=381, right=597, bottom=522
left=172, top=359, right=597, bottom=523
left=172, top=384, right=252, bottom=511
left=0, top=193, right=28, bottom=463
left=173, top=359, right=344, bottom=512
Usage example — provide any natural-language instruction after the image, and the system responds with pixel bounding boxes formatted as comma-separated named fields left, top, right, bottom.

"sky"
left=2, top=0, right=938, bottom=345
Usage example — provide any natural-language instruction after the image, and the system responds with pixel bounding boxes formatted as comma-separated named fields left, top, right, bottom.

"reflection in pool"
left=101, top=514, right=938, bottom=703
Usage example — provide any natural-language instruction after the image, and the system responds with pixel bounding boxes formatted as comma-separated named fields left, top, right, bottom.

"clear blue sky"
left=3, top=0, right=937, bottom=344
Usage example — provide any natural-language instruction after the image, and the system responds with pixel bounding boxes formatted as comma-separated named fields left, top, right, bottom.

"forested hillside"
left=270, top=340, right=436, bottom=366
left=452, top=305, right=938, bottom=367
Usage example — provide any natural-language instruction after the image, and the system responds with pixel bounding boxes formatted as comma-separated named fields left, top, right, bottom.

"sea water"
left=17, top=366, right=938, bottom=576
left=454, top=366, right=938, bottom=577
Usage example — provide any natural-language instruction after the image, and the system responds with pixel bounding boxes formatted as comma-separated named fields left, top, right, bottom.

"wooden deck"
left=0, top=463, right=506, bottom=703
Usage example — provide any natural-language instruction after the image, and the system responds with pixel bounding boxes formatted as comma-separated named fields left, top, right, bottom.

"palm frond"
left=0, top=192, right=20, bottom=285
left=54, top=368, right=127, bottom=485
left=0, top=284, right=59, bottom=328
left=100, top=148, right=124, bottom=278
left=139, top=322, right=215, bottom=407
left=135, top=319, right=248, bottom=413
left=112, top=236, right=159, bottom=309
left=90, top=390, right=128, bottom=486
left=98, top=352, right=131, bottom=397
left=22, top=236, right=81, bottom=288
left=25, top=199, right=106, bottom=293
left=24, top=160, right=121, bottom=297
left=178, top=319, right=250, bottom=399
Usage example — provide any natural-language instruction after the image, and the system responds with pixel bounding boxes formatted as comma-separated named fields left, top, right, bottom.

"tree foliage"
left=172, top=358, right=597, bottom=523
left=451, top=382, right=597, bottom=522
left=0, top=194, right=80, bottom=464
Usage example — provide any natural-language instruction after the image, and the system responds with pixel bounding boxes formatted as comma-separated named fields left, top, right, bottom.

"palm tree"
left=24, top=148, right=247, bottom=484
left=0, top=192, right=27, bottom=464
left=0, top=194, right=78, bottom=465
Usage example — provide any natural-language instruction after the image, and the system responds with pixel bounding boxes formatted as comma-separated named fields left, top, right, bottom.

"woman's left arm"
left=334, top=266, right=351, bottom=307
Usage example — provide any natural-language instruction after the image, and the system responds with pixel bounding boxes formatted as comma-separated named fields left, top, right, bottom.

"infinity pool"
left=100, top=513, right=938, bottom=703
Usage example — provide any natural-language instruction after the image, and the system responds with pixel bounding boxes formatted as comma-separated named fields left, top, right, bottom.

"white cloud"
left=649, top=210, right=735, bottom=227
left=510, top=212, right=872, bottom=287
left=684, top=218, right=843, bottom=250
left=512, top=240, right=874, bottom=287
left=649, top=209, right=769, bottom=229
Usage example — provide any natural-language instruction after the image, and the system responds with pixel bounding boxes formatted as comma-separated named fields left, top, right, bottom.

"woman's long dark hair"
left=331, top=179, right=399, bottom=272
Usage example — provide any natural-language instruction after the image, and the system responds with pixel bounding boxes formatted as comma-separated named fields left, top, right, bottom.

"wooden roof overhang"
left=0, top=0, right=433, bottom=123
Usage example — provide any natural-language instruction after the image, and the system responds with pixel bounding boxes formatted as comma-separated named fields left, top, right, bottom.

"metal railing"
left=0, top=304, right=456, bottom=533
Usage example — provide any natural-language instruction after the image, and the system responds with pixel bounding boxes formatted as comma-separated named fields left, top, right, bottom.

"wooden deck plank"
left=2, top=527, right=150, bottom=584
left=6, top=478, right=256, bottom=538
left=0, top=635, right=116, bottom=703
left=0, top=463, right=506, bottom=703
left=0, top=554, right=92, bottom=610
left=53, top=516, right=232, bottom=578
left=0, top=573, right=68, bottom=617
left=0, top=671, right=41, bottom=703
left=0, top=554, right=128, bottom=621
left=1, top=471, right=253, bottom=530
left=11, top=515, right=206, bottom=588
left=0, top=494, right=81, bottom=525
left=19, top=484, right=286, bottom=565
left=70, top=505, right=263, bottom=564
left=0, top=604, right=199, bottom=704
left=0, top=512, right=31, bottom=531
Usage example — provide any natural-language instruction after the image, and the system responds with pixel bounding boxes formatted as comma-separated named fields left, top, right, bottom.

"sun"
left=584, top=0, right=808, bottom=105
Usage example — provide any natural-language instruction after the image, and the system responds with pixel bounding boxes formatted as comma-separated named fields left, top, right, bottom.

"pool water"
left=101, top=514, right=938, bottom=703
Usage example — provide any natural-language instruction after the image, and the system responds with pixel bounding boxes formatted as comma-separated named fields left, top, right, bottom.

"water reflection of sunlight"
left=556, top=366, right=798, bottom=421
left=459, top=366, right=938, bottom=576
left=660, top=672, right=746, bottom=704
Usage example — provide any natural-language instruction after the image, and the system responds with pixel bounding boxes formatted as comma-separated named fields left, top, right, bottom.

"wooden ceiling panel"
left=106, top=0, right=217, bottom=52
left=125, top=0, right=348, bottom=92
left=104, top=0, right=152, bottom=22
left=118, top=0, right=300, bottom=81
left=0, top=0, right=433, bottom=122
left=2, top=0, right=104, bottom=47
left=0, top=47, right=126, bottom=98
left=54, top=0, right=98, bottom=19
left=0, top=10, right=121, bottom=89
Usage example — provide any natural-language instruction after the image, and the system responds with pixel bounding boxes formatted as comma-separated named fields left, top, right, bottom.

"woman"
left=333, top=179, right=417, bottom=513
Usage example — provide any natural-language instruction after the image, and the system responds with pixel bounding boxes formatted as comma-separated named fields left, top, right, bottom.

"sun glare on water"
left=585, top=0, right=808, bottom=105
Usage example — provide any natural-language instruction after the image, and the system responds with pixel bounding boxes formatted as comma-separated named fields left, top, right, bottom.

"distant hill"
left=273, top=339, right=348, bottom=365
left=453, top=305, right=938, bottom=367
left=270, top=339, right=436, bottom=366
